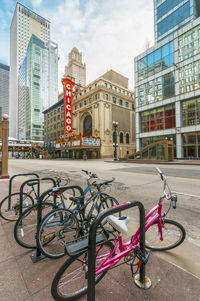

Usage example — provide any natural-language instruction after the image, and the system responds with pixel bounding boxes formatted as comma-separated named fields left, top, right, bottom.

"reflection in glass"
left=137, top=41, right=173, bottom=80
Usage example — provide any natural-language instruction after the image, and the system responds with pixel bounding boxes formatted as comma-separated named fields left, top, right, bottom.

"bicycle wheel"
left=37, top=208, right=79, bottom=259
left=145, top=219, right=186, bottom=251
left=0, top=193, right=34, bottom=221
left=14, top=202, right=56, bottom=249
left=51, top=241, right=114, bottom=301
left=98, top=194, right=121, bottom=232
left=98, top=193, right=119, bottom=212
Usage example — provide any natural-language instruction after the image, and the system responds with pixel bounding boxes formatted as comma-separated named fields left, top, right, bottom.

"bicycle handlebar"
left=82, top=170, right=98, bottom=179
left=156, top=168, right=172, bottom=200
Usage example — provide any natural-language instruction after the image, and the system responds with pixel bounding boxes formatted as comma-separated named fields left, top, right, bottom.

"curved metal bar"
left=19, top=177, right=57, bottom=218
left=8, top=173, right=39, bottom=209
left=87, top=201, right=146, bottom=301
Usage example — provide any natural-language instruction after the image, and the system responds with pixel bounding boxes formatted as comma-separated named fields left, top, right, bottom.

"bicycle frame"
left=85, top=202, right=163, bottom=276
left=41, top=183, right=95, bottom=229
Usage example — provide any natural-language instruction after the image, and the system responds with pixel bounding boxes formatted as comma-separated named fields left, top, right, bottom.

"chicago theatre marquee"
left=43, top=70, right=136, bottom=159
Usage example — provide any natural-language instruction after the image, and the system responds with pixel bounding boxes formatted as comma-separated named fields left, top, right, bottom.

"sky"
left=0, top=0, right=154, bottom=91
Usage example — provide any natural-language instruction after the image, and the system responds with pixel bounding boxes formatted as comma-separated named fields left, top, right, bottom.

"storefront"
left=55, top=134, right=101, bottom=159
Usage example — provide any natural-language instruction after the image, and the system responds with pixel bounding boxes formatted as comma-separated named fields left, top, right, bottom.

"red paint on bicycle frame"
left=113, top=202, right=131, bottom=208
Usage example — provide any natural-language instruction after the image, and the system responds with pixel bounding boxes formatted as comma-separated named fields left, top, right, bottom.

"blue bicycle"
left=36, top=172, right=119, bottom=259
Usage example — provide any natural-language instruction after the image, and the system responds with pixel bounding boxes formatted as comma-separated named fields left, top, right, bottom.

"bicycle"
left=36, top=176, right=120, bottom=259
left=0, top=176, right=70, bottom=222
left=51, top=168, right=186, bottom=301
left=14, top=171, right=118, bottom=253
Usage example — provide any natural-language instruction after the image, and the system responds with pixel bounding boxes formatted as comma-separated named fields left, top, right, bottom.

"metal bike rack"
left=7, top=173, right=39, bottom=210
left=19, top=177, right=57, bottom=218
left=31, top=185, right=84, bottom=263
left=87, top=200, right=149, bottom=301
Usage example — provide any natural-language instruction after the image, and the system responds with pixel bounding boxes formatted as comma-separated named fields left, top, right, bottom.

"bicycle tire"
left=98, top=193, right=120, bottom=212
left=51, top=241, right=114, bottom=301
left=98, top=193, right=121, bottom=232
left=37, top=208, right=79, bottom=259
left=145, top=219, right=186, bottom=251
left=14, top=202, right=57, bottom=249
left=0, top=192, right=34, bottom=221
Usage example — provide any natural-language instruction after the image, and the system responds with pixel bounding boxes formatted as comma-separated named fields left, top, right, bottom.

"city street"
left=6, top=158, right=200, bottom=279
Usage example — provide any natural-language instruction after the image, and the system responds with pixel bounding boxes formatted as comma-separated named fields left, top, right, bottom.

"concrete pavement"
left=0, top=175, right=200, bottom=301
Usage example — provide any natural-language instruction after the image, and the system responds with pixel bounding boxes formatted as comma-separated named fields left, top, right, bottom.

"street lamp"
left=113, top=121, right=118, bottom=161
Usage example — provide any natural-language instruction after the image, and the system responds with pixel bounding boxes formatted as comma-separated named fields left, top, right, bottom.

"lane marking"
left=110, top=170, right=200, bottom=181
left=172, top=191, right=200, bottom=198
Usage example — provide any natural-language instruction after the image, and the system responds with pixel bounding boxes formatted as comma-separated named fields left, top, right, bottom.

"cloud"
left=0, top=0, right=154, bottom=90
left=39, top=0, right=154, bottom=91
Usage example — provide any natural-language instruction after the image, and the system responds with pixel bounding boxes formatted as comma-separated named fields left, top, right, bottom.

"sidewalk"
left=0, top=179, right=199, bottom=301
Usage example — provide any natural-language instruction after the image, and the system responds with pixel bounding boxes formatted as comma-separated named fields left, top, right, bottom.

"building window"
left=140, top=104, right=176, bottom=133
left=126, top=133, right=129, bottom=144
left=120, top=132, right=123, bottom=144
left=112, top=97, right=116, bottom=104
left=138, top=72, right=175, bottom=107
left=83, top=115, right=92, bottom=136
left=89, top=98, right=92, bottom=103
left=125, top=102, right=129, bottom=108
left=80, top=103, right=82, bottom=108
left=119, top=99, right=123, bottom=106
left=84, top=100, right=87, bottom=106
left=105, top=94, right=109, bottom=100
left=54, top=116, right=56, bottom=121
left=110, top=85, right=112, bottom=89
left=137, top=40, right=173, bottom=80
left=95, top=94, right=97, bottom=100
left=57, top=115, right=60, bottom=120
left=54, top=109, right=57, bottom=114
left=54, top=124, right=56, bottom=129
left=61, top=113, right=64, bottom=118
left=58, top=107, right=60, bottom=113
left=104, top=83, right=107, bottom=87
left=182, top=98, right=200, bottom=127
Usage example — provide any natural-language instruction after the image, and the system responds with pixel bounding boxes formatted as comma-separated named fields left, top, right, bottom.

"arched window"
left=120, top=132, right=123, bottom=144
left=83, top=115, right=92, bottom=136
left=126, top=133, right=129, bottom=144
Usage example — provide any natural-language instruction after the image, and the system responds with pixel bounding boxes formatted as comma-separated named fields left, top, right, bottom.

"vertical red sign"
left=62, top=78, right=75, bottom=135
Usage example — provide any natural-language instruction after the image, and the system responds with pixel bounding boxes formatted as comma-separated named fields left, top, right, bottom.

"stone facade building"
left=65, top=47, right=86, bottom=88
left=43, top=70, right=135, bottom=159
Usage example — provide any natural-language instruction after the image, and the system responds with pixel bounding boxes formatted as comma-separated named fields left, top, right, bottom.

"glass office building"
left=0, top=63, right=9, bottom=121
left=135, top=2, right=200, bottom=159
left=154, top=0, right=200, bottom=42
left=18, top=34, right=58, bottom=141
left=10, top=2, right=51, bottom=138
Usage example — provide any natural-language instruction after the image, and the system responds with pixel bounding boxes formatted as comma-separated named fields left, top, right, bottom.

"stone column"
left=0, top=115, right=9, bottom=178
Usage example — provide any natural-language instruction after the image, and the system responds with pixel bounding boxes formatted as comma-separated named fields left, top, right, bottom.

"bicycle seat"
left=27, top=181, right=38, bottom=187
left=107, top=215, right=130, bottom=235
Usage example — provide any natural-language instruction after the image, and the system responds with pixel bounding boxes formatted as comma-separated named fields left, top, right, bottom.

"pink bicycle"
left=51, top=168, right=186, bottom=301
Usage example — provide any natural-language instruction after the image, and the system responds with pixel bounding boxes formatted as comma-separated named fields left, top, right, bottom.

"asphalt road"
left=5, top=158, right=200, bottom=278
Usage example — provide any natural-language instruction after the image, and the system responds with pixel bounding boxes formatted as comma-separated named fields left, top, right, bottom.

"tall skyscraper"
left=0, top=63, right=9, bottom=122
left=135, top=1, right=200, bottom=159
left=9, top=2, right=51, bottom=138
left=65, top=47, right=86, bottom=87
left=154, top=0, right=200, bottom=42
left=18, top=34, right=58, bottom=141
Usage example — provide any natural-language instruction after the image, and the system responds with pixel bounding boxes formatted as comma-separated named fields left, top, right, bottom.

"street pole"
left=113, top=121, right=118, bottom=161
